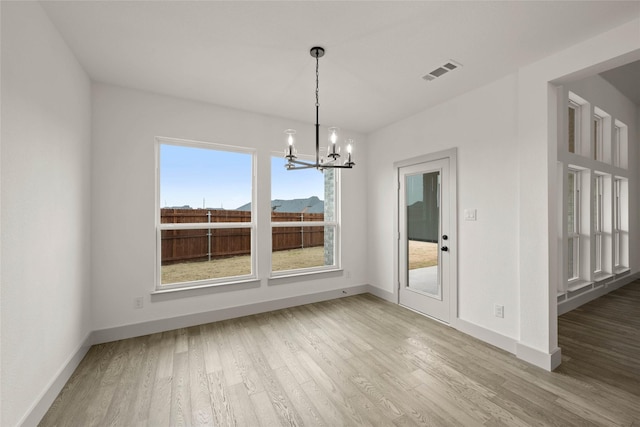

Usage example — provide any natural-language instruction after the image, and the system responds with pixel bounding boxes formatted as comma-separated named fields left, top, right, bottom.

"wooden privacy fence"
left=161, top=209, right=324, bottom=264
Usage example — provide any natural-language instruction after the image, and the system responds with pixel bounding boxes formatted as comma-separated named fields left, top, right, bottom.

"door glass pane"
left=406, top=171, right=441, bottom=299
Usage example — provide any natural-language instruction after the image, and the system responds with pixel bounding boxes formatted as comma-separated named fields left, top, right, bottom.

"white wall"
left=90, top=83, right=368, bottom=331
left=366, top=74, right=520, bottom=340
left=0, top=2, right=92, bottom=426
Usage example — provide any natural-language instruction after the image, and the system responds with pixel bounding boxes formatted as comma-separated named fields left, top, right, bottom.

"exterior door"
left=398, top=158, right=452, bottom=323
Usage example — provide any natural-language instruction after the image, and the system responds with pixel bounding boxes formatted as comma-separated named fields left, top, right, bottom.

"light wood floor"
left=40, top=282, right=640, bottom=426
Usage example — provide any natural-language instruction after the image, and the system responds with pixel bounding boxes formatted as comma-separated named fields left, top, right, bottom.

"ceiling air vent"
left=422, top=60, right=462, bottom=82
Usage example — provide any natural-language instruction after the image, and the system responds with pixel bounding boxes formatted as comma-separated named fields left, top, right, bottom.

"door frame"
left=393, top=148, right=458, bottom=325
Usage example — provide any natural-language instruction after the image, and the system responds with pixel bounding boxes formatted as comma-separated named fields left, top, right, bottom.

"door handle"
left=441, top=246, right=449, bottom=252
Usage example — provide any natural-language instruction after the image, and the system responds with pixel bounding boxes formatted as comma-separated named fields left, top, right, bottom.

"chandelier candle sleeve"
left=328, top=127, right=340, bottom=159
left=285, top=129, right=296, bottom=160
left=345, top=140, right=355, bottom=167
left=284, top=46, right=355, bottom=170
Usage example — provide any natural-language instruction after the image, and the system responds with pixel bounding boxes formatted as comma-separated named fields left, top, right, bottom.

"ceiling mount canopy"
left=284, top=46, right=355, bottom=171
left=310, top=46, right=325, bottom=59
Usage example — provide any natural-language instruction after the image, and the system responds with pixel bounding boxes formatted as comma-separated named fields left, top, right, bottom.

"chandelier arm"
left=287, top=163, right=353, bottom=170
left=286, top=157, right=353, bottom=169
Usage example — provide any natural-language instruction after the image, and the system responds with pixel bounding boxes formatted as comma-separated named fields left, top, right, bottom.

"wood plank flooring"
left=40, top=282, right=640, bottom=426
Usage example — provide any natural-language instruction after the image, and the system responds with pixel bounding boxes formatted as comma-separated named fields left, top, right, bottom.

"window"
left=593, top=174, right=604, bottom=274
left=593, top=114, right=603, bottom=161
left=157, top=138, right=255, bottom=289
left=568, top=100, right=580, bottom=154
left=613, top=125, right=621, bottom=167
left=613, top=120, right=628, bottom=169
left=613, top=178, right=628, bottom=272
left=271, top=156, right=339, bottom=275
left=567, top=170, right=580, bottom=281
left=559, top=91, right=630, bottom=302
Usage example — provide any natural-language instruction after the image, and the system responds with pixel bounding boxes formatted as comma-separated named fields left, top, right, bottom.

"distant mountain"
left=237, top=196, right=324, bottom=213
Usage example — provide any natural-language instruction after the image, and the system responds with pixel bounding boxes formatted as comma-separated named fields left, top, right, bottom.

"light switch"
left=464, top=209, right=477, bottom=221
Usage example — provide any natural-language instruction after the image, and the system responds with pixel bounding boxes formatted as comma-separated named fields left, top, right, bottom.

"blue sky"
left=160, top=144, right=323, bottom=209
left=271, top=157, right=324, bottom=202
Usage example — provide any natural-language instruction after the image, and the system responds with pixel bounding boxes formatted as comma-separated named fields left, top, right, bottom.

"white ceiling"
left=600, top=60, right=640, bottom=106
left=40, top=1, right=640, bottom=134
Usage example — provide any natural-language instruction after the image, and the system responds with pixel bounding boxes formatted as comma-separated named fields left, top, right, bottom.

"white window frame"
left=593, top=174, right=604, bottom=274
left=559, top=91, right=631, bottom=303
left=270, top=154, right=341, bottom=277
left=613, top=177, right=629, bottom=272
left=568, top=99, right=581, bottom=154
left=567, top=169, right=581, bottom=283
left=613, top=120, right=628, bottom=169
left=155, top=137, right=257, bottom=291
left=613, top=125, right=621, bottom=168
left=613, top=178, right=622, bottom=269
left=593, top=113, right=603, bottom=161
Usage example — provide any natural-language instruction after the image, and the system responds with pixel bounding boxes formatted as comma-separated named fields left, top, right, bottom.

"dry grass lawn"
left=271, top=246, right=325, bottom=272
left=162, top=246, right=325, bottom=284
left=162, top=242, right=436, bottom=284
left=408, top=240, right=438, bottom=269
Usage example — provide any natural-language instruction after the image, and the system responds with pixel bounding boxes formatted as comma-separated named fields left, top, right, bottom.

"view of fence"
left=161, top=209, right=324, bottom=264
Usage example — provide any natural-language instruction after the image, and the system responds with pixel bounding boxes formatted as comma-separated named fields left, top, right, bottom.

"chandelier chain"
left=315, top=54, right=319, bottom=108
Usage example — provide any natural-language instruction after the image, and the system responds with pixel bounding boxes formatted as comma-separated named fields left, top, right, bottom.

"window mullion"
left=161, top=222, right=252, bottom=231
left=271, top=221, right=336, bottom=227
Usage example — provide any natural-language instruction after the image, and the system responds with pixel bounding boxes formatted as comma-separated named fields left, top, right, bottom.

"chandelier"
left=284, top=46, right=355, bottom=170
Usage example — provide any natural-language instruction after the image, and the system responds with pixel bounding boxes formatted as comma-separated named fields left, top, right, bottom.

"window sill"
left=593, top=272, right=614, bottom=284
left=151, top=278, right=261, bottom=301
left=268, top=268, right=343, bottom=286
left=614, top=266, right=630, bottom=276
left=567, top=280, right=593, bottom=293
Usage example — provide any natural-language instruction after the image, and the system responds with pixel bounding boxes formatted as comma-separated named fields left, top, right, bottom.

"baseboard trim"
left=365, top=284, right=395, bottom=302
left=20, top=331, right=93, bottom=427
left=516, top=342, right=562, bottom=371
left=455, top=319, right=517, bottom=354
left=558, top=272, right=639, bottom=315
left=91, top=284, right=370, bottom=345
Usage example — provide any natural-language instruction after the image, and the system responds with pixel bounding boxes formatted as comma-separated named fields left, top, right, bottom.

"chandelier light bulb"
left=345, top=139, right=355, bottom=167
left=328, top=127, right=340, bottom=159
left=330, top=128, right=338, bottom=144
left=284, top=129, right=297, bottom=161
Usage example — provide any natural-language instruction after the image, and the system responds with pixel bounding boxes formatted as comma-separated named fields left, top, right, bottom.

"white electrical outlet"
left=134, top=297, right=144, bottom=309
left=494, top=304, right=504, bottom=318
